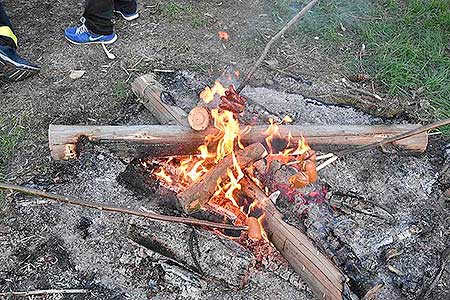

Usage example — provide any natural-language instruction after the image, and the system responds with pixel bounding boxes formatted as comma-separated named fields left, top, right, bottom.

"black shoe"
left=0, top=45, right=40, bottom=82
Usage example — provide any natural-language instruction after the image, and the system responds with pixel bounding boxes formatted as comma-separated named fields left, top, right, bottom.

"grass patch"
left=162, top=1, right=206, bottom=28
left=272, top=0, right=450, bottom=131
left=0, top=117, right=26, bottom=215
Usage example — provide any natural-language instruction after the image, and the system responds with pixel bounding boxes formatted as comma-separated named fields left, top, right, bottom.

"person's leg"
left=64, top=0, right=117, bottom=45
left=0, top=2, right=17, bottom=48
left=114, top=0, right=139, bottom=21
left=0, top=2, right=40, bottom=82
left=83, top=0, right=114, bottom=35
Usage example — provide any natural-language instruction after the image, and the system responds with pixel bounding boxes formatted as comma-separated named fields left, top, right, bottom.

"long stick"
left=236, top=0, right=319, bottom=93
left=0, top=289, right=88, bottom=297
left=0, top=183, right=247, bottom=231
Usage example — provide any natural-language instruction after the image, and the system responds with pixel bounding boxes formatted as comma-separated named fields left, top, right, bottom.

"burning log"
left=178, top=143, right=268, bottom=212
left=128, top=221, right=254, bottom=287
left=132, top=74, right=188, bottom=126
left=48, top=124, right=428, bottom=160
left=240, top=178, right=347, bottom=300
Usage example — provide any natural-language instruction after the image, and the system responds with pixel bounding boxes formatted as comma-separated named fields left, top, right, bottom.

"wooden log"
left=240, top=177, right=346, bottom=300
left=131, top=74, right=188, bottom=126
left=178, top=143, right=268, bottom=212
left=188, top=106, right=211, bottom=131
left=48, top=124, right=429, bottom=160
left=128, top=221, right=254, bottom=287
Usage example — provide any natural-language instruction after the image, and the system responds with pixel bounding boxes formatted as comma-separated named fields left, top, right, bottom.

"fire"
left=151, top=81, right=316, bottom=242
left=199, top=81, right=226, bottom=104
left=218, top=31, right=229, bottom=41
left=154, top=167, right=173, bottom=184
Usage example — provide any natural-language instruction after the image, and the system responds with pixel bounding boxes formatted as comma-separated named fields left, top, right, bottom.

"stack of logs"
left=48, top=74, right=429, bottom=300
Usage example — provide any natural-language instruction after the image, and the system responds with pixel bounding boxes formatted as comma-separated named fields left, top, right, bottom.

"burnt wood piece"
left=240, top=178, right=346, bottom=300
left=128, top=221, right=254, bottom=287
left=178, top=143, right=268, bottom=212
left=131, top=74, right=188, bottom=126
left=48, top=124, right=428, bottom=160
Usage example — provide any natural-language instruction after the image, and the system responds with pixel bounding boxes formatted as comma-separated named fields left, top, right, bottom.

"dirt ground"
left=1, top=0, right=449, bottom=299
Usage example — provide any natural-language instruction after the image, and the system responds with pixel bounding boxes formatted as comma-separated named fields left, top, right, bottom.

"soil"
left=1, top=0, right=449, bottom=299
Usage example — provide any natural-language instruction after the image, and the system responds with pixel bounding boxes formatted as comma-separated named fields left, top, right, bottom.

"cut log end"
left=188, top=106, right=211, bottom=131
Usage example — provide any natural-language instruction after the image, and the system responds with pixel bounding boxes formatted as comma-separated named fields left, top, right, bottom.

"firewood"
left=188, top=106, right=211, bottom=131
left=128, top=221, right=254, bottom=287
left=131, top=74, right=188, bottom=126
left=240, top=177, right=346, bottom=300
left=48, top=124, right=429, bottom=160
left=178, top=143, right=268, bottom=212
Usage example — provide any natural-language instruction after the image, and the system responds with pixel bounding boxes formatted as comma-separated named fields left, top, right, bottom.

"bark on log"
left=128, top=221, right=254, bottom=287
left=178, top=143, right=268, bottom=212
left=48, top=124, right=428, bottom=160
left=132, top=74, right=188, bottom=126
left=240, top=178, right=346, bottom=300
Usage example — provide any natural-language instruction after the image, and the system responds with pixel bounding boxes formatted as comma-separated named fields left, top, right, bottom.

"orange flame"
left=154, top=167, right=173, bottom=184
left=199, top=81, right=226, bottom=104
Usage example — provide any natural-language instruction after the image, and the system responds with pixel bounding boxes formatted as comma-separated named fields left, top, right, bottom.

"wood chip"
left=69, top=70, right=85, bottom=80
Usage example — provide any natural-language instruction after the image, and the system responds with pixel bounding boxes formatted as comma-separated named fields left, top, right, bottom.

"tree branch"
left=0, top=183, right=247, bottom=231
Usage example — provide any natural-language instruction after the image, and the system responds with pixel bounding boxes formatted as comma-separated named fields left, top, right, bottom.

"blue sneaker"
left=114, top=9, right=139, bottom=21
left=0, top=45, right=40, bottom=82
left=64, top=24, right=117, bottom=45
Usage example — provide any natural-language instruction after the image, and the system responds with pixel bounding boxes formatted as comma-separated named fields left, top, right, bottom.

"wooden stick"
left=236, top=0, right=319, bottom=93
left=48, top=123, right=429, bottom=160
left=0, top=289, right=88, bottom=297
left=0, top=183, right=247, bottom=231
left=178, top=143, right=268, bottom=212
left=240, top=177, right=345, bottom=300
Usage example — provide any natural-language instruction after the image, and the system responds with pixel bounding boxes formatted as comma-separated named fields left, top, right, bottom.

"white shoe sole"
left=65, top=34, right=118, bottom=45
left=114, top=10, right=139, bottom=21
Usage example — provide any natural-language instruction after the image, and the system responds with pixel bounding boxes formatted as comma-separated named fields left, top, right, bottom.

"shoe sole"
left=114, top=10, right=139, bottom=21
left=0, top=52, right=40, bottom=82
left=65, top=34, right=118, bottom=45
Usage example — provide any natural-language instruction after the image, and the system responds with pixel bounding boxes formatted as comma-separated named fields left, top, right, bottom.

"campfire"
left=150, top=81, right=316, bottom=243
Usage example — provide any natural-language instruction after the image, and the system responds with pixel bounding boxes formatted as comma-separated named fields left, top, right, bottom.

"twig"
left=316, top=155, right=338, bottom=171
left=236, top=0, right=319, bottom=93
left=418, top=244, right=450, bottom=299
left=0, top=289, right=88, bottom=297
left=342, top=78, right=382, bottom=100
left=0, top=183, right=248, bottom=231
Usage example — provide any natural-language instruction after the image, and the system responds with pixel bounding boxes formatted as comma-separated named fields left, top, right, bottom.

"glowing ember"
left=218, top=31, right=229, bottom=41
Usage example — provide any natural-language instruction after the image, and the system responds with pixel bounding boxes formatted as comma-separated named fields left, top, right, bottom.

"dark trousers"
left=0, top=2, right=16, bottom=48
left=83, top=0, right=137, bottom=35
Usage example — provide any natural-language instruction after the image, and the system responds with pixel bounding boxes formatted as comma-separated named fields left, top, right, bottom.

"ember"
left=218, top=31, right=229, bottom=41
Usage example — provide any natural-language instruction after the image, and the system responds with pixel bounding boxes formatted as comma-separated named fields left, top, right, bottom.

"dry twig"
left=236, top=0, right=319, bottom=93
left=418, top=244, right=450, bottom=299
left=0, top=289, right=88, bottom=297
left=0, top=183, right=247, bottom=231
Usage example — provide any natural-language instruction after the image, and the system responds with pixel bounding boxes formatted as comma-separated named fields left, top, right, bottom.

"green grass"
left=0, top=117, right=25, bottom=214
left=162, top=1, right=206, bottom=28
left=113, top=81, right=129, bottom=107
left=272, top=0, right=450, bottom=131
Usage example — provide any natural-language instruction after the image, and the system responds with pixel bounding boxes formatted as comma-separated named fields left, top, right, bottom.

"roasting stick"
left=236, top=0, right=319, bottom=93
left=0, top=183, right=247, bottom=231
